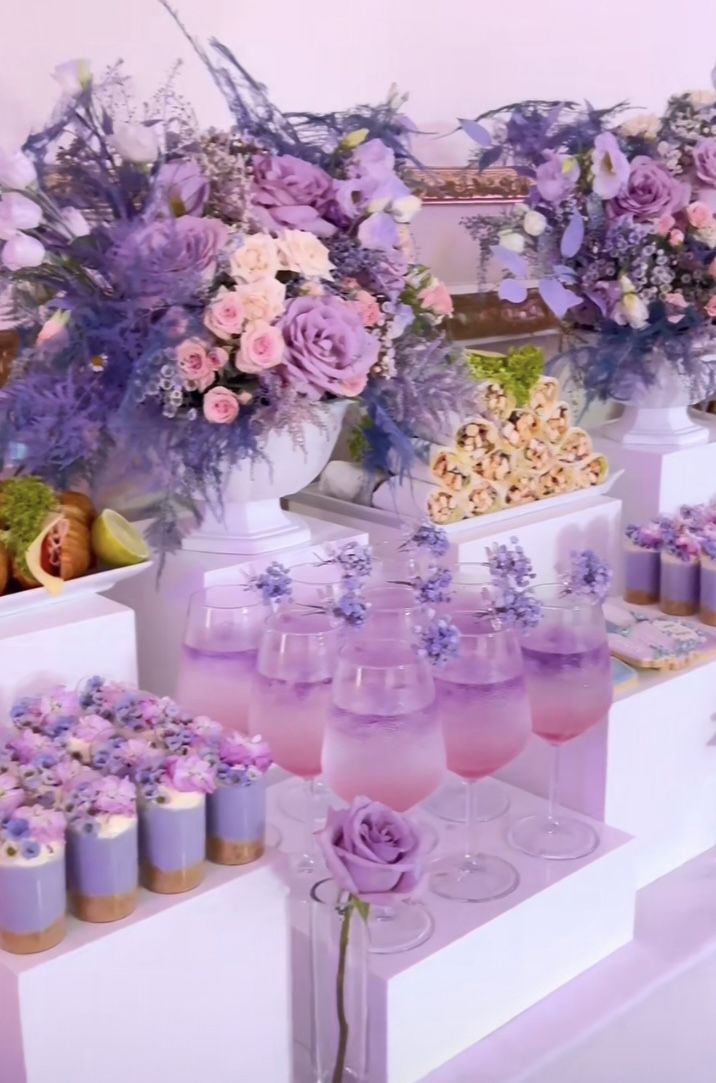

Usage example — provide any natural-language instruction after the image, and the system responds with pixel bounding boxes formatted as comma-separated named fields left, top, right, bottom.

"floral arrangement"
left=0, top=18, right=471, bottom=553
left=214, top=731, right=273, bottom=786
left=461, top=80, right=716, bottom=400
left=0, top=805, right=66, bottom=861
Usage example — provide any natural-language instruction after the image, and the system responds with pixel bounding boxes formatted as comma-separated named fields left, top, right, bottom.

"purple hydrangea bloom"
left=281, top=295, right=378, bottom=398
left=252, top=153, right=336, bottom=237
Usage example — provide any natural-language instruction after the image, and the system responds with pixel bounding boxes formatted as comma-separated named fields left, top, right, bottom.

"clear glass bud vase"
left=310, top=878, right=369, bottom=1083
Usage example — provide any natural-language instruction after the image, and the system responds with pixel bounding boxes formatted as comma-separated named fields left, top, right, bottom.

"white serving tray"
left=0, top=561, right=152, bottom=618
left=297, top=474, right=620, bottom=536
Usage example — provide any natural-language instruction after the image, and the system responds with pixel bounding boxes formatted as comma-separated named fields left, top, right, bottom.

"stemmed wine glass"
left=430, top=601, right=532, bottom=903
left=249, top=607, right=340, bottom=873
left=322, top=636, right=446, bottom=952
left=508, top=584, right=613, bottom=860
left=175, top=585, right=267, bottom=734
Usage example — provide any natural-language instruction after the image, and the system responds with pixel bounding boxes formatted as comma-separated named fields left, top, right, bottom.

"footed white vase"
left=183, top=401, right=347, bottom=555
left=602, top=347, right=716, bottom=448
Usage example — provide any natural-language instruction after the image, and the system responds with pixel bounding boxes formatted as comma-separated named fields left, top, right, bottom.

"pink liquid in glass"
left=252, top=675, right=331, bottom=778
left=435, top=673, right=532, bottom=779
left=521, top=639, right=612, bottom=743
left=323, top=706, right=445, bottom=811
left=176, top=645, right=258, bottom=735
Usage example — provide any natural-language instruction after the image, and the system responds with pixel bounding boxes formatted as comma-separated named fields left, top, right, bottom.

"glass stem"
left=465, top=779, right=481, bottom=863
left=547, top=742, right=561, bottom=826
left=302, top=776, right=318, bottom=866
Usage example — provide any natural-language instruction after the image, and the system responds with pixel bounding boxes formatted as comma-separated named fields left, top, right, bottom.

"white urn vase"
left=183, top=401, right=348, bottom=555
left=601, top=346, right=716, bottom=448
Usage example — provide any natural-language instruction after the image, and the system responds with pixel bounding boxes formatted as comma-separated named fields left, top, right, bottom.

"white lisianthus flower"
left=0, top=148, right=36, bottom=190
left=1, top=234, right=45, bottom=270
left=0, top=193, right=42, bottom=238
left=390, top=194, right=421, bottom=224
left=619, top=113, right=660, bottom=139
left=522, top=209, right=547, bottom=237
left=112, top=122, right=159, bottom=164
left=499, top=231, right=526, bottom=254
left=53, top=59, right=92, bottom=95
left=59, top=207, right=90, bottom=239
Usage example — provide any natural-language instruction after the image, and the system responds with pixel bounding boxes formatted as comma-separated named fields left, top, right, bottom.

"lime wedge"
left=91, top=509, right=150, bottom=567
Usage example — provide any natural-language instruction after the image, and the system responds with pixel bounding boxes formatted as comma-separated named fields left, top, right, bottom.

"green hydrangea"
left=0, top=477, right=57, bottom=574
left=465, top=344, right=545, bottom=407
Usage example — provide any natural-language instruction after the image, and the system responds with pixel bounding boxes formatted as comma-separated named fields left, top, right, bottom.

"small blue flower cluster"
left=485, top=536, right=542, bottom=629
left=249, top=561, right=293, bottom=605
left=416, top=616, right=461, bottom=667
left=562, top=549, right=613, bottom=603
left=402, top=523, right=449, bottom=558
left=413, top=566, right=453, bottom=605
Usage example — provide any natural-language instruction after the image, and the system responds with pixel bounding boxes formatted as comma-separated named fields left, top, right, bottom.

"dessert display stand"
left=108, top=513, right=368, bottom=696
left=0, top=858, right=290, bottom=1083
left=279, top=781, right=636, bottom=1083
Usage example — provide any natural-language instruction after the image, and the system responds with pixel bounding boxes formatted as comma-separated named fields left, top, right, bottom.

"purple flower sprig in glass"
left=332, top=590, right=369, bottom=628
left=415, top=615, right=461, bottom=667
left=483, top=537, right=542, bottom=629
left=248, top=561, right=293, bottom=605
left=412, top=565, right=453, bottom=606
left=561, top=549, right=613, bottom=604
left=401, top=523, right=449, bottom=558
left=321, top=541, right=373, bottom=591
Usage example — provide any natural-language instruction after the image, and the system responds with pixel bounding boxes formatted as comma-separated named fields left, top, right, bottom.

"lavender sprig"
left=248, top=561, right=293, bottom=605
left=415, top=616, right=461, bottom=666
left=412, top=566, right=453, bottom=605
left=562, top=549, right=613, bottom=603
left=401, top=523, right=449, bottom=558
left=321, top=541, right=373, bottom=589
left=485, top=537, right=535, bottom=589
left=332, top=590, right=369, bottom=627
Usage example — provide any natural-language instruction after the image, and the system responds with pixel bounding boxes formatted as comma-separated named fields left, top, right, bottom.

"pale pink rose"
left=707, top=296, right=716, bottom=318
left=234, top=278, right=286, bottom=323
left=419, top=281, right=454, bottom=317
left=351, top=289, right=383, bottom=328
left=339, top=372, right=369, bottom=396
left=203, top=386, right=241, bottom=424
left=176, top=338, right=215, bottom=391
left=668, top=228, right=685, bottom=246
left=203, top=290, right=247, bottom=340
left=236, top=321, right=285, bottom=373
left=229, top=233, right=280, bottom=282
left=687, top=201, right=714, bottom=228
left=655, top=214, right=675, bottom=237
left=207, top=346, right=229, bottom=370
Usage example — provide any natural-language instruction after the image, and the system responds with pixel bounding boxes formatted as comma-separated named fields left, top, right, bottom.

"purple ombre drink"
left=0, top=849, right=66, bottom=954
left=521, top=633, right=612, bottom=743
left=207, top=780, right=266, bottom=865
left=139, top=795, right=206, bottom=894
left=67, top=817, right=139, bottom=922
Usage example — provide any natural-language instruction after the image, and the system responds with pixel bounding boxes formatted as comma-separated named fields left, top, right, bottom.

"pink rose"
left=339, top=372, right=369, bottom=396
left=707, top=296, right=716, bottom=318
left=203, top=386, right=241, bottom=424
left=203, top=290, right=247, bottom=340
left=419, top=281, right=454, bottom=317
left=668, top=228, right=685, bottom=246
left=686, top=201, right=714, bottom=228
left=207, top=346, right=229, bottom=370
left=176, top=338, right=216, bottom=392
left=237, top=321, right=285, bottom=373
left=655, top=214, right=675, bottom=237
left=351, top=289, right=383, bottom=328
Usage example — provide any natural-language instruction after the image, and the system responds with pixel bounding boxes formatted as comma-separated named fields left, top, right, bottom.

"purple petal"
left=538, top=277, right=582, bottom=318
left=498, top=279, right=528, bottom=304
left=459, top=118, right=492, bottom=147
left=553, top=263, right=578, bottom=282
left=492, top=244, right=529, bottom=277
left=560, top=212, right=584, bottom=258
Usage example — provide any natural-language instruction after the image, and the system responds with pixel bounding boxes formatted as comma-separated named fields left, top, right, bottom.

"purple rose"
left=110, top=215, right=227, bottom=302
left=151, top=159, right=209, bottom=217
left=252, top=153, right=336, bottom=237
left=611, top=157, right=691, bottom=221
left=535, top=151, right=580, bottom=203
left=280, top=295, right=378, bottom=398
left=316, top=798, right=425, bottom=903
left=693, top=139, right=716, bottom=186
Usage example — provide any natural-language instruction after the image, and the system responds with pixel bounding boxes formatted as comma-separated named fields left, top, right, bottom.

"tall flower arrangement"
left=461, top=80, right=716, bottom=401
left=0, top=21, right=471, bottom=552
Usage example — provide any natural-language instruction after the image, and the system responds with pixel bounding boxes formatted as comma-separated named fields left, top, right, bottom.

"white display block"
left=499, top=650, right=716, bottom=888
left=593, top=422, right=716, bottom=522
left=108, top=514, right=368, bottom=696
left=281, top=781, right=636, bottom=1083
left=0, top=595, right=138, bottom=718
left=289, top=493, right=623, bottom=586
left=1, top=861, right=291, bottom=1083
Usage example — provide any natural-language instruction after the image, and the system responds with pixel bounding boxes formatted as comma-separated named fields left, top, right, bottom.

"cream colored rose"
left=229, top=233, right=280, bottom=283
left=619, top=113, right=660, bottom=139
left=278, top=229, right=333, bottom=279
left=688, top=89, right=716, bottom=108
left=233, top=278, right=286, bottom=323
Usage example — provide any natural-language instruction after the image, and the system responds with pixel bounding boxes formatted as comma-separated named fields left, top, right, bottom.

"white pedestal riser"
left=2, top=863, right=290, bottom=1083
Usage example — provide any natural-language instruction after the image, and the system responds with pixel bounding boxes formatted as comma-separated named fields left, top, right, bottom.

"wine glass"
left=508, top=584, right=613, bottom=860
left=322, top=637, right=445, bottom=952
left=175, top=585, right=266, bottom=734
left=249, top=607, right=340, bottom=873
left=360, top=584, right=423, bottom=639
left=426, top=564, right=512, bottom=824
left=430, top=603, right=532, bottom=903
left=369, top=535, right=422, bottom=584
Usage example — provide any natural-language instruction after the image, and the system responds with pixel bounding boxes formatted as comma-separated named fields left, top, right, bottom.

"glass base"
left=430, top=852, right=520, bottom=902
left=508, top=813, right=599, bottom=860
left=425, top=777, right=510, bottom=824
left=368, top=899, right=434, bottom=954
left=278, top=777, right=332, bottom=826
